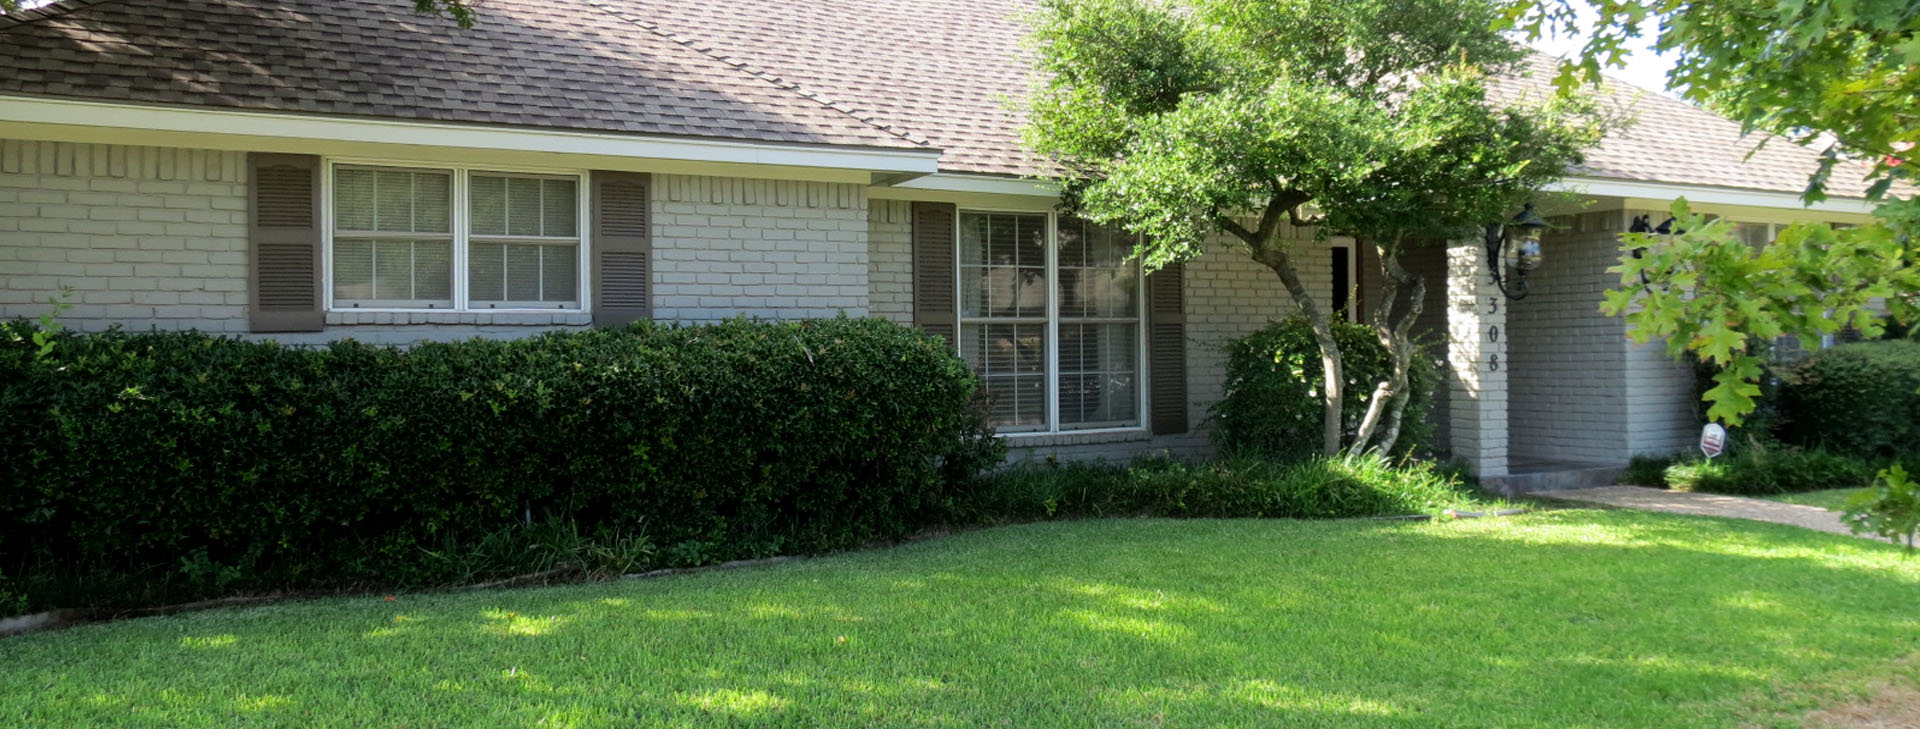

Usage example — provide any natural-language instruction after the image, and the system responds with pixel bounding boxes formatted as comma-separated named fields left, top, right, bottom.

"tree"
left=0, top=0, right=479, bottom=27
left=1023, top=0, right=1602, bottom=455
left=1505, top=0, right=1920, bottom=427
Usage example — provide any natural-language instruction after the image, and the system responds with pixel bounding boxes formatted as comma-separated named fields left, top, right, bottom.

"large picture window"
left=329, top=163, right=585, bottom=311
left=957, top=211, right=1144, bottom=433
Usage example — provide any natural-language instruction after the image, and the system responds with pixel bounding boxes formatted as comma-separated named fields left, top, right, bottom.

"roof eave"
left=0, top=95, right=943, bottom=181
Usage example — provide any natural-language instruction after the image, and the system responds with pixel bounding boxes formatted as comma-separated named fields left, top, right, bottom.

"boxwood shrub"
left=0, top=317, right=1001, bottom=612
left=1211, top=317, right=1441, bottom=460
left=1776, top=339, right=1920, bottom=458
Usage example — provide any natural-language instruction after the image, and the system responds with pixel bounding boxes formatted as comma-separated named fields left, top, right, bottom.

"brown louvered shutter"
left=591, top=171, right=652, bottom=327
left=1147, top=261, right=1188, bottom=434
left=911, top=202, right=958, bottom=347
left=248, top=153, right=323, bottom=332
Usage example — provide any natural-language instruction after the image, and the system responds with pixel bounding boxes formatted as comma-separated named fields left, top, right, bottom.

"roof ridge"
left=0, top=0, right=119, bottom=30
left=575, top=0, right=934, bottom=149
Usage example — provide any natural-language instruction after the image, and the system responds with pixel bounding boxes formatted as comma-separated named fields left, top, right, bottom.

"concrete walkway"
left=1542, top=485, right=1890, bottom=542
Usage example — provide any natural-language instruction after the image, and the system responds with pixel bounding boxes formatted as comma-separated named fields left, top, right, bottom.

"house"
left=0, top=0, right=1885, bottom=488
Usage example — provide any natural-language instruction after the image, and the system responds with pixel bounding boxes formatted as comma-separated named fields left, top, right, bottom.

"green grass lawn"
left=5, top=510, right=1916, bottom=728
left=1766, top=488, right=1869, bottom=512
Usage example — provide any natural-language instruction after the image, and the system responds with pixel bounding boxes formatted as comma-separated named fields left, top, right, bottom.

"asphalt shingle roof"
left=0, top=0, right=926, bottom=150
left=0, top=0, right=1886, bottom=198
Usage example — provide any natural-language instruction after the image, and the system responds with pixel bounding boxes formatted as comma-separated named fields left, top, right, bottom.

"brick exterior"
left=1, top=137, right=1711, bottom=466
left=1507, top=211, right=1632, bottom=465
left=0, top=140, right=251, bottom=333
left=1621, top=209, right=1702, bottom=457
left=867, top=199, right=913, bottom=325
left=651, top=174, right=869, bottom=323
left=1443, top=241, right=1510, bottom=477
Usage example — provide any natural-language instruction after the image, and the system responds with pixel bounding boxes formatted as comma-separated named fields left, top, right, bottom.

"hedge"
left=0, top=317, right=1001, bottom=613
left=1210, top=317, right=1441, bottom=459
left=1777, top=339, right=1920, bottom=459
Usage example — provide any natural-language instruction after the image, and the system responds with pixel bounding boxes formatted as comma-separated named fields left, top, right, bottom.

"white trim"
left=895, top=173, right=1059, bottom=196
left=1549, top=176, right=1880, bottom=215
left=886, top=172, right=1884, bottom=216
left=0, top=95, right=941, bottom=175
left=322, top=157, right=592, bottom=314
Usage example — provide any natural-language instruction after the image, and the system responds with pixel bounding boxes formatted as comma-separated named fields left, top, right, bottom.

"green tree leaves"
left=1602, top=200, right=1920, bottom=426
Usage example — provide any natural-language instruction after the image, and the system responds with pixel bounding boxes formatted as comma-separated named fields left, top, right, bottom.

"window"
left=957, top=211, right=1143, bottom=433
left=328, top=163, right=585, bottom=311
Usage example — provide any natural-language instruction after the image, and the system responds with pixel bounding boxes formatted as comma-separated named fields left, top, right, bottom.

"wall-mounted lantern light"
left=1484, top=203, right=1549, bottom=300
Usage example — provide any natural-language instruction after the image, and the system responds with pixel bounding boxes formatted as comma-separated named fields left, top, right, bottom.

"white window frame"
left=955, top=208, right=1149, bottom=436
left=322, top=158, right=592, bottom=314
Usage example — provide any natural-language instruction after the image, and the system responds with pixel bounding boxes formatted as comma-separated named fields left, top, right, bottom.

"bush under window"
left=0, top=317, right=1000, bottom=613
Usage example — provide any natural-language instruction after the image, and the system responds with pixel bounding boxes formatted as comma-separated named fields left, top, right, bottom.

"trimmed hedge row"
left=0, top=317, right=1001, bottom=613
left=1777, top=339, right=1920, bottom=459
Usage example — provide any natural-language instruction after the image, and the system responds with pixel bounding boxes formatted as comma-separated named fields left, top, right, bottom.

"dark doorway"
left=1331, top=246, right=1351, bottom=320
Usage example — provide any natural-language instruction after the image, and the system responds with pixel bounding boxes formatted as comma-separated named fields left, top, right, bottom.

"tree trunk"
left=1253, top=245, right=1344, bottom=455
left=1367, top=246, right=1428, bottom=455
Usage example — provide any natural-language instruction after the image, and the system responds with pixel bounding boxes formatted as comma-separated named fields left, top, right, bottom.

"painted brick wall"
left=1506, top=211, right=1630, bottom=465
left=1622, top=208, right=1701, bottom=457
left=652, top=174, right=869, bottom=323
left=0, top=140, right=251, bottom=333
left=868, top=199, right=913, bottom=325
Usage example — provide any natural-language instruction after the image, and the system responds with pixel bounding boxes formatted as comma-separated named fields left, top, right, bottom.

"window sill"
left=999, top=429, right=1152, bottom=447
left=325, top=311, right=592, bottom=327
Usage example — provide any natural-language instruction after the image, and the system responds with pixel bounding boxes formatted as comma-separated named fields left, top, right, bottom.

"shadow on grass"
left=7, top=511, right=1918, bottom=728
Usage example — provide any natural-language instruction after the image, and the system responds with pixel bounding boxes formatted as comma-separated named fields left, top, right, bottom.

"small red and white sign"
left=1700, top=423, right=1728, bottom=459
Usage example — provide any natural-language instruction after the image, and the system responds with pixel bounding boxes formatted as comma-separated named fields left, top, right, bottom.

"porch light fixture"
left=1484, top=203, right=1549, bottom=300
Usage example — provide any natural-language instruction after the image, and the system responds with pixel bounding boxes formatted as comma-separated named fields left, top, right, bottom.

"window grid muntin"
left=323, top=161, right=589, bottom=313
left=956, top=210, right=1147, bottom=435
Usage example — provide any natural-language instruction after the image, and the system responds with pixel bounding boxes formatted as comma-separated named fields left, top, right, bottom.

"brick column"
left=1446, top=241, right=1509, bottom=477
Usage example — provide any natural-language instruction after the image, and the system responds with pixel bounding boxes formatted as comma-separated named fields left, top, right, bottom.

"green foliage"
left=958, top=452, right=1486, bottom=522
left=1025, top=0, right=1603, bottom=263
left=1602, top=202, right=1920, bottom=426
left=0, top=317, right=1000, bottom=612
left=1843, top=465, right=1920, bottom=551
left=1505, top=0, right=1919, bottom=198
left=4, top=512, right=1919, bottom=727
left=1211, top=317, right=1440, bottom=460
left=1620, top=454, right=1674, bottom=487
left=1661, top=447, right=1881, bottom=497
left=1776, top=340, right=1920, bottom=459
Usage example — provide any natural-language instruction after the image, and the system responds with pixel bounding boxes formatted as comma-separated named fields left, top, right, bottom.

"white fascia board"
left=888, top=173, right=1060, bottom=197
left=0, top=95, right=942, bottom=175
left=1549, top=176, right=1879, bottom=215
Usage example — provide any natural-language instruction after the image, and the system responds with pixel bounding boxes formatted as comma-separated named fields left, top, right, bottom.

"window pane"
left=507, top=177, right=543, bottom=237
left=541, top=245, right=578, bottom=301
left=334, top=169, right=376, bottom=231
left=470, top=176, right=507, bottom=236
left=960, top=322, right=1047, bottom=430
left=374, top=170, right=413, bottom=232
left=543, top=179, right=578, bottom=237
left=334, top=239, right=450, bottom=306
left=469, top=242, right=505, bottom=303
left=1059, top=217, right=1139, bottom=319
left=336, top=167, right=449, bottom=234
left=414, top=174, right=451, bottom=234
left=1059, top=323, right=1139, bottom=428
left=412, top=240, right=452, bottom=300
left=959, top=212, right=1047, bottom=318
left=333, top=239, right=373, bottom=301
left=506, top=244, right=541, bottom=301
left=470, top=243, right=578, bottom=305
